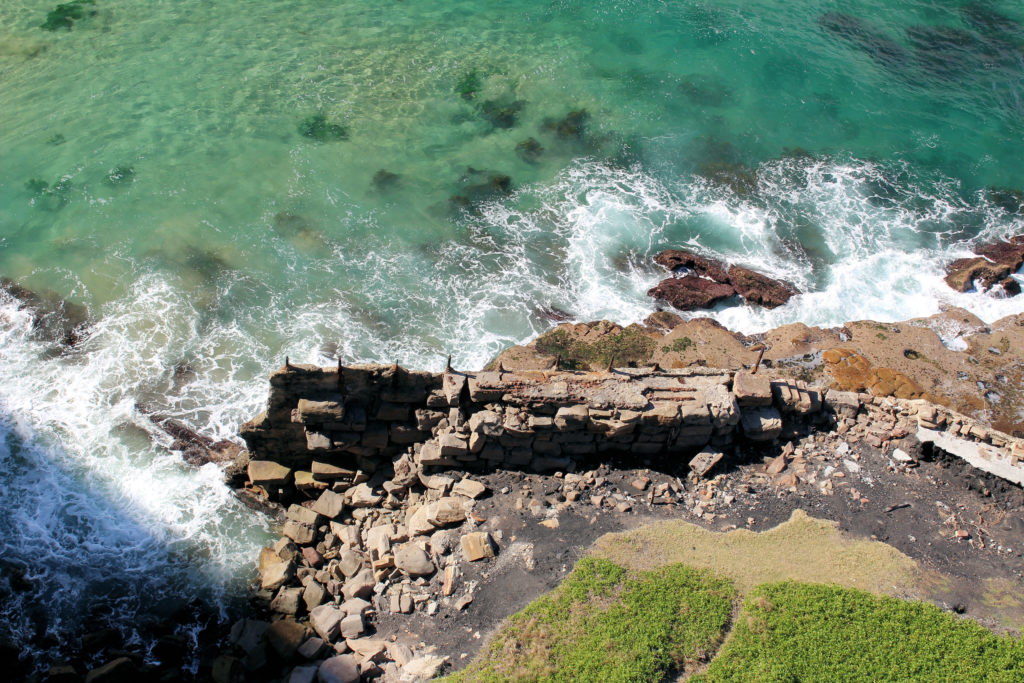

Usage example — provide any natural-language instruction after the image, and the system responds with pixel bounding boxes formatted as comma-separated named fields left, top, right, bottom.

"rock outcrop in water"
left=0, top=277, right=88, bottom=349
left=944, top=236, right=1024, bottom=296
left=647, top=249, right=798, bottom=311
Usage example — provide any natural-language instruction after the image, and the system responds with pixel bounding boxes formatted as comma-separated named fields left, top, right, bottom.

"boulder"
left=303, top=582, right=326, bottom=611
left=347, top=483, right=382, bottom=507
left=394, top=544, right=435, bottom=577
left=261, top=560, right=294, bottom=591
left=248, top=460, right=292, bottom=486
left=647, top=275, right=736, bottom=311
left=265, top=620, right=309, bottom=661
left=298, top=637, right=327, bottom=660
left=740, top=406, right=783, bottom=442
left=271, top=586, right=304, bottom=615
left=311, top=490, right=345, bottom=519
left=342, top=568, right=375, bottom=600
left=288, top=665, right=319, bottom=683
left=339, top=613, right=365, bottom=639
left=732, top=371, right=772, bottom=407
left=318, top=655, right=360, bottom=683
left=309, top=604, right=344, bottom=642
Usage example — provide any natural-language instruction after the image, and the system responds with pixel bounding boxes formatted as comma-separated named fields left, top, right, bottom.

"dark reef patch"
left=818, top=12, right=908, bottom=70
left=514, top=137, right=544, bottom=164
left=299, top=114, right=348, bottom=142
left=40, top=0, right=97, bottom=32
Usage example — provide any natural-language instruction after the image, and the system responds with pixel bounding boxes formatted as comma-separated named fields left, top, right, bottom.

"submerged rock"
left=542, top=109, right=588, bottom=139
left=944, top=237, right=1024, bottom=296
left=105, top=165, right=135, bottom=186
left=299, top=114, right=348, bottom=142
left=40, top=0, right=97, bottom=32
left=449, top=167, right=512, bottom=214
left=370, top=169, right=400, bottom=192
left=818, top=12, right=908, bottom=70
left=515, top=137, right=544, bottom=163
left=479, top=99, right=525, bottom=129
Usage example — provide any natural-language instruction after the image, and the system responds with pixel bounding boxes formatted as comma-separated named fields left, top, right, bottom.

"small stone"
left=402, top=655, right=447, bottom=681
left=892, top=448, right=915, bottom=463
left=461, top=532, right=496, bottom=561
left=630, top=477, right=650, bottom=491
left=317, top=654, right=360, bottom=683
left=346, top=637, right=386, bottom=661
left=539, top=518, right=559, bottom=529
left=395, top=544, right=435, bottom=577
left=454, top=593, right=474, bottom=610
left=765, top=454, right=788, bottom=475
left=347, top=483, right=383, bottom=507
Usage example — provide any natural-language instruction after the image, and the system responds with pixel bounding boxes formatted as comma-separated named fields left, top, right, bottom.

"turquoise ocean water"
left=1, top=0, right=1023, bottom=668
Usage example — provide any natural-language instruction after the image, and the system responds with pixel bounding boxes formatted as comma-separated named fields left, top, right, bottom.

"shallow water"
left=1, top=0, right=1023, bottom=667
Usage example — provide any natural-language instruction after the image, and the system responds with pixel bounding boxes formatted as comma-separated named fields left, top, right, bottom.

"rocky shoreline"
left=208, top=346, right=1024, bottom=683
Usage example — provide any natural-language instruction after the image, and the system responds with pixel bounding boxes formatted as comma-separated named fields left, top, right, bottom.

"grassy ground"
left=591, top=509, right=922, bottom=595
left=695, top=582, right=1024, bottom=682
left=444, top=512, right=1024, bottom=682
left=443, top=557, right=735, bottom=682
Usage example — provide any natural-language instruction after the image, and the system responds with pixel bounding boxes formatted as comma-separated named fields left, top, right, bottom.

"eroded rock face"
left=647, top=250, right=797, bottom=311
left=944, top=237, right=1024, bottom=295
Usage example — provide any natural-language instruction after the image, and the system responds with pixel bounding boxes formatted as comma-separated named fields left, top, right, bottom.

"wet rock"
left=944, top=237, right=1024, bottom=295
left=211, top=655, right=245, bottom=683
left=0, top=278, right=89, bottom=348
left=647, top=275, right=736, bottom=310
left=727, top=265, right=796, bottom=308
left=648, top=250, right=798, bottom=310
left=318, top=655, right=360, bottom=683
left=84, top=657, right=136, bottom=683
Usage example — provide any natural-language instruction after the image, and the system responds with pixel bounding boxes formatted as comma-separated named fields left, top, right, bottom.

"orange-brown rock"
left=944, top=237, right=1024, bottom=295
left=650, top=249, right=798, bottom=310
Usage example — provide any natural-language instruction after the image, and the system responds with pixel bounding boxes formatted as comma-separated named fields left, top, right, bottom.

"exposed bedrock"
left=647, top=249, right=797, bottom=311
left=944, top=236, right=1024, bottom=296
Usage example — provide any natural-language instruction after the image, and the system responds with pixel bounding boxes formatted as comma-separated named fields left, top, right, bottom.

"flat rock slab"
left=248, top=460, right=292, bottom=486
left=318, top=655, right=359, bottom=683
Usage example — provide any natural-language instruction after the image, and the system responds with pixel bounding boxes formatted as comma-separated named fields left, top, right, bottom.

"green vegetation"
left=40, top=0, right=96, bottom=32
left=662, top=337, right=694, bottom=354
left=299, top=114, right=348, bottom=142
left=535, top=326, right=656, bottom=370
left=695, top=582, right=1024, bottom=682
left=446, top=558, right=735, bottom=683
